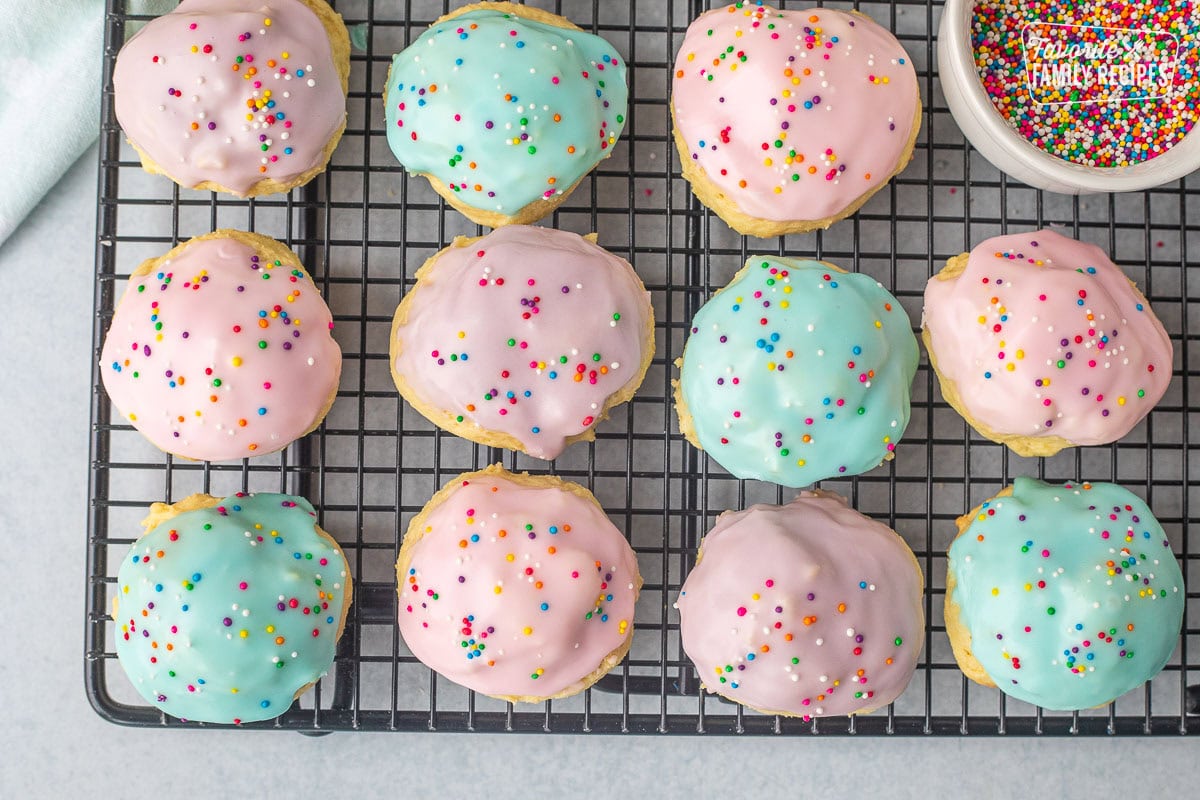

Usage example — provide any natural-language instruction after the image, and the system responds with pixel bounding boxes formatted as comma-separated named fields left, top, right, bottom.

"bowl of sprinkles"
left=938, top=0, right=1200, bottom=193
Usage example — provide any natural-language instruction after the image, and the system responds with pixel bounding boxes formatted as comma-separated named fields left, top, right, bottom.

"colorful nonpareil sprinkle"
left=676, top=492, right=923, bottom=719
left=385, top=5, right=628, bottom=218
left=114, top=492, right=350, bottom=724
left=100, top=234, right=341, bottom=462
left=391, top=226, right=653, bottom=460
left=396, top=468, right=640, bottom=700
left=947, top=478, right=1183, bottom=710
left=672, top=3, right=919, bottom=223
left=923, top=229, right=1172, bottom=452
left=972, top=1, right=1200, bottom=167
left=113, top=0, right=346, bottom=194
left=677, top=256, right=919, bottom=487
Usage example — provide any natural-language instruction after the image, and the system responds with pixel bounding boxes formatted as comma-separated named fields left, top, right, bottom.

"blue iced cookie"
left=384, top=2, right=628, bottom=226
left=113, top=492, right=352, bottom=724
left=675, top=256, right=919, bottom=487
left=946, top=478, right=1184, bottom=710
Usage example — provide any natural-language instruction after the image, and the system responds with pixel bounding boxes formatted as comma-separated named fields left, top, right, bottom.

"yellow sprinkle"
left=1118, top=396, right=1126, bottom=406
left=494, top=585, right=503, bottom=594
left=231, top=356, right=243, bottom=367
left=523, top=627, right=533, bottom=636
left=281, top=51, right=289, bottom=59
left=231, top=688, right=239, bottom=694
left=506, top=553, right=514, bottom=562
left=266, top=625, right=275, bottom=633
left=264, top=17, right=271, bottom=26
left=991, top=587, right=999, bottom=596
left=239, top=630, right=248, bottom=639
left=457, top=331, right=466, bottom=339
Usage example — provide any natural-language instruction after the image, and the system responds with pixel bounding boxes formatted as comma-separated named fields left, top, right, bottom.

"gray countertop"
left=2, top=143, right=1198, bottom=799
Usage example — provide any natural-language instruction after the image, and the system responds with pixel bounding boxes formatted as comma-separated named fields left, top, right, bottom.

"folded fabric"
left=0, top=0, right=174, bottom=247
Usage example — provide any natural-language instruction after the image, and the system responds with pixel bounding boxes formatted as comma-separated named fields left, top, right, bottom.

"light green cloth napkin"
left=0, top=0, right=173, bottom=245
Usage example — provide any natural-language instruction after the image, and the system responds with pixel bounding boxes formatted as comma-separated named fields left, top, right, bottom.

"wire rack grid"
left=87, top=0, right=1200, bottom=735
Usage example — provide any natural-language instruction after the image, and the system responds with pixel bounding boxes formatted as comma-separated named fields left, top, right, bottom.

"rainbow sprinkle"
left=972, top=1, right=1200, bottom=167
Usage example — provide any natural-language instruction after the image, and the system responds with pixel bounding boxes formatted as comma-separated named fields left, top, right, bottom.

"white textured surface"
left=1, top=144, right=1198, bottom=799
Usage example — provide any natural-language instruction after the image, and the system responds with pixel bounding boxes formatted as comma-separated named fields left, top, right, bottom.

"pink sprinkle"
left=737, top=607, right=747, bottom=617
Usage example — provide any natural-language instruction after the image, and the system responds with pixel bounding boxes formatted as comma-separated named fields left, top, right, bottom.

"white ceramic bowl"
left=937, top=0, right=1200, bottom=194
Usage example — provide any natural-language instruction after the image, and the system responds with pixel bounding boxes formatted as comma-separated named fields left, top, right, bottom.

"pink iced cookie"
left=922, top=229, right=1172, bottom=457
left=113, top=0, right=349, bottom=196
left=671, top=4, right=920, bottom=237
left=676, top=491, right=924, bottom=719
left=390, top=226, right=655, bottom=460
left=100, top=230, right=342, bottom=462
left=396, top=466, right=641, bottom=702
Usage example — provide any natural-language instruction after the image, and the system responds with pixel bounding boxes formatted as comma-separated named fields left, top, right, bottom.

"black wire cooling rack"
left=87, top=0, right=1200, bottom=735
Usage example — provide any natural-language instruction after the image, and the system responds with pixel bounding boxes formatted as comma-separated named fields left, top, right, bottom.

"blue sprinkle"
left=154, top=584, right=163, bottom=592
left=540, top=603, right=549, bottom=611
left=261, top=700, right=270, bottom=708
left=531, top=427, right=540, bottom=434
